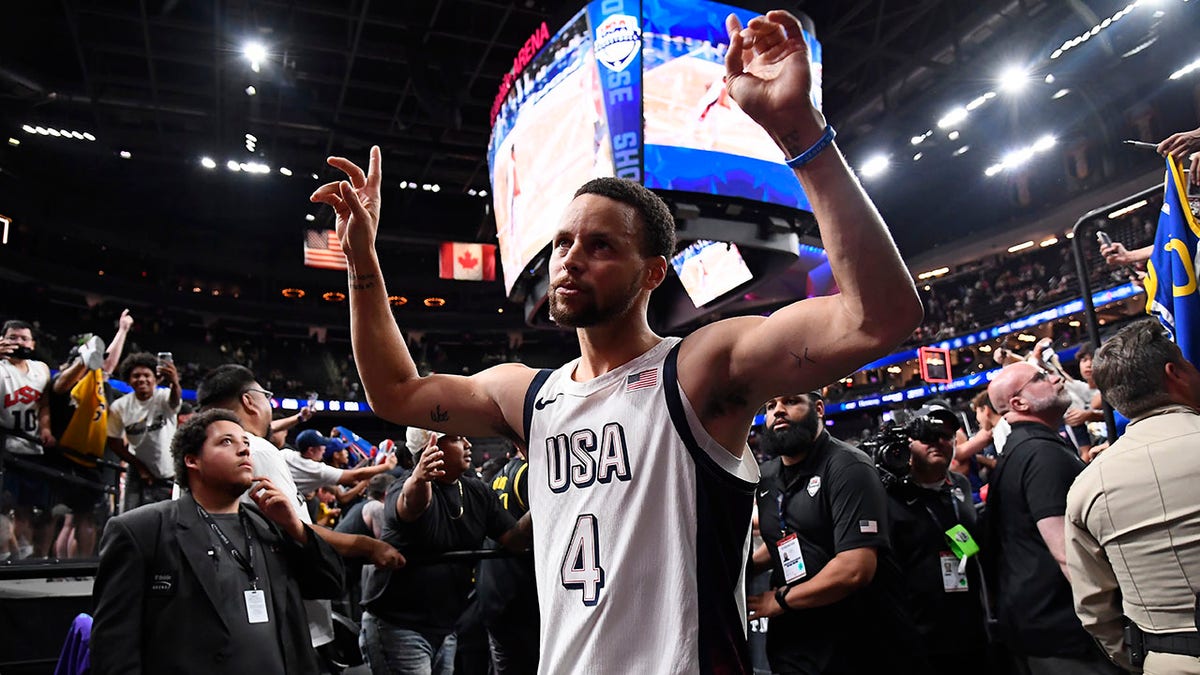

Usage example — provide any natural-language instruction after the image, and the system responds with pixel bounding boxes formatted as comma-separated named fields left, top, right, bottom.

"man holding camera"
left=986, top=363, right=1122, bottom=674
left=748, top=392, right=922, bottom=674
left=107, top=352, right=181, bottom=510
left=880, top=404, right=988, bottom=674
left=1066, top=320, right=1200, bottom=674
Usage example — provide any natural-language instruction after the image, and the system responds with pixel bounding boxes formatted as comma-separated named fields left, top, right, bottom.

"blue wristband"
left=784, top=125, right=836, bottom=169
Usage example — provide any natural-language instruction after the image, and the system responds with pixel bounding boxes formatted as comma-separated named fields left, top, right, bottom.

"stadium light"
left=1108, top=199, right=1149, bottom=219
left=200, top=157, right=217, bottom=169
left=119, top=150, right=132, bottom=159
left=998, top=65, right=1029, bottom=94
left=1169, top=57, right=1200, bottom=80
left=937, top=107, right=968, bottom=129
left=859, top=155, right=890, bottom=179
left=279, top=167, right=293, bottom=176
left=1052, top=88, right=1071, bottom=100
left=1008, top=241, right=1035, bottom=253
left=243, top=41, right=268, bottom=72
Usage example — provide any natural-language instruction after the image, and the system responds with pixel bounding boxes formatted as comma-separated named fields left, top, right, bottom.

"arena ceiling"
left=0, top=0, right=1191, bottom=329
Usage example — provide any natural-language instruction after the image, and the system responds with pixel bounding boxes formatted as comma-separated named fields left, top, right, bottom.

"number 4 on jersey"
left=561, top=514, right=604, bottom=605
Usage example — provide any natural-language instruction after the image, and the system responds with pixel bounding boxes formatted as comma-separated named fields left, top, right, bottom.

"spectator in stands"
left=884, top=405, right=987, bottom=674
left=748, top=392, right=923, bottom=674
left=985, top=363, right=1121, bottom=674
left=91, top=409, right=345, bottom=675
left=1064, top=343, right=1107, bottom=459
left=287, top=428, right=396, bottom=504
left=269, top=404, right=315, bottom=444
left=196, top=364, right=405, bottom=662
left=961, top=391, right=1003, bottom=500
left=1, top=319, right=56, bottom=558
left=337, top=473, right=395, bottom=540
left=1066, top=319, right=1200, bottom=674
left=359, top=428, right=531, bottom=675
left=176, top=401, right=195, bottom=426
left=107, top=352, right=181, bottom=510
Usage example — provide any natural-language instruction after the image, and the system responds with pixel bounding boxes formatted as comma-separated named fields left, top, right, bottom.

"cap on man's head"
left=914, top=402, right=962, bottom=432
left=405, top=427, right=444, bottom=460
left=297, top=429, right=349, bottom=453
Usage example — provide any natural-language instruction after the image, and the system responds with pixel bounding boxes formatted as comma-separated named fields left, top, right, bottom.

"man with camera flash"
left=748, top=391, right=922, bottom=674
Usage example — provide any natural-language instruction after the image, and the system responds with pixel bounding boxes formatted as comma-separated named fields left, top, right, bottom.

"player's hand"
left=723, top=11, right=824, bottom=152
left=746, top=590, right=785, bottom=620
left=117, top=309, right=134, bottom=332
left=412, top=447, right=445, bottom=483
left=310, top=145, right=382, bottom=262
left=249, top=476, right=305, bottom=540
left=369, top=539, right=406, bottom=569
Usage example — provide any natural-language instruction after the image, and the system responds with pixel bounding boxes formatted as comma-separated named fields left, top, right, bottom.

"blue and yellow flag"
left=1145, top=155, right=1200, bottom=365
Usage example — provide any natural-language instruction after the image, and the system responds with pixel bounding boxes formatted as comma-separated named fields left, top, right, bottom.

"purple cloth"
left=54, top=613, right=91, bottom=675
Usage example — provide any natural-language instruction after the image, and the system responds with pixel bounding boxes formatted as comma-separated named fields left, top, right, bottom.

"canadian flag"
left=439, top=242, right=497, bottom=281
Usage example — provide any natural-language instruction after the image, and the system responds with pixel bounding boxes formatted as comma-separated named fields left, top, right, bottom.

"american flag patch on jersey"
left=859, top=520, right=878, bottom=534
left=625, top=368, right=658, bottom=392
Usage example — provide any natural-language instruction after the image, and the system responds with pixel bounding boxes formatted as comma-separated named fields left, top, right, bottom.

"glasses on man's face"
left=1011, top=370, right=1051, bottom=399
left=244, top=387, right=274, bottom=403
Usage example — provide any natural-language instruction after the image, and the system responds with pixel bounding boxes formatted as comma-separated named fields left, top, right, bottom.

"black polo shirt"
left=756, top=432, right=921, bottom=674
left=886, top=471, right=987, bottom=658
left=988, top=420, right=1092, bottom=657
left=363, top=472, right=516, bottom=637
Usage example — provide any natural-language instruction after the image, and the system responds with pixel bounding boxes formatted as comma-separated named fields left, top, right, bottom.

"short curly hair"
left=119, top=352, right=159, bottom=382
left=574, top=177, right=676, bottom=259
left=172, top=408, right=243, bottom=490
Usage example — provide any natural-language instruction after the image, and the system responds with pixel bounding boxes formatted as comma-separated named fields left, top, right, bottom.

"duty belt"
left=1144, top=631, right=1200, bottom=657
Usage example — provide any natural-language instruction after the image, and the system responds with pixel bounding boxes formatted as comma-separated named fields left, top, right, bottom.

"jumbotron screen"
left=487, top=0, right=822, bottom=294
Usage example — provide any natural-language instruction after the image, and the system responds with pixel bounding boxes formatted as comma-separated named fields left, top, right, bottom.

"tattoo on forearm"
left=789, top=348, right=818, bottom=369
left=348, top=272, right=379, bottom=291
left=430, top=405, right=449, bottom=423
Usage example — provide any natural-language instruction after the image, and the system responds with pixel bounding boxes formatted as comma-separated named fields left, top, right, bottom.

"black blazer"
left=90, top=492, right=345, bottom=674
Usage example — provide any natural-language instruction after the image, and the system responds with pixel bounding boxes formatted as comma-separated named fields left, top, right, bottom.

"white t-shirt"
left=282, top=448, right=345, bottom=494
left=0, top=359, right=51, bottom=455
left=107, top=388, right=179, bottom=479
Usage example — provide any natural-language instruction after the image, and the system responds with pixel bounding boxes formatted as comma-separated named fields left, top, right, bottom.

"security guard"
left=1067, top=320, right=1200, bottom=674
left=748, top=392, right=925, bottom=674
left=881, top=404, right=988, bottom=675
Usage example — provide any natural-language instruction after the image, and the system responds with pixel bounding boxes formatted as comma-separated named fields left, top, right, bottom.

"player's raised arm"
left=310, top=147, right=534, bottom=439
left=681, top=11, right=921, bottom=415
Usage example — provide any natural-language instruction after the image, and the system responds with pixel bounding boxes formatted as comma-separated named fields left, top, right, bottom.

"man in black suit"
left=90, top=408, right=345, bottom=674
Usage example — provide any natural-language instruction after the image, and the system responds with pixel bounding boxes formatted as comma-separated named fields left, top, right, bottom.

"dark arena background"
left=1, top=0, right=1197, bottom=672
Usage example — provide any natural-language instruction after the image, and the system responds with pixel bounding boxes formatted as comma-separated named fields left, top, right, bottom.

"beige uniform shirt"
left=1065, top=407, right=1200, bottom=667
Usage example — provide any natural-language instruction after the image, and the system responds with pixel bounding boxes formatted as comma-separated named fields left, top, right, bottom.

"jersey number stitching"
left=560, top=513, right=604, bottom=606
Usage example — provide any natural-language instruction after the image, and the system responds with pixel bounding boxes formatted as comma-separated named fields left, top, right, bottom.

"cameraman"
left=878, top=405, right=989, bottom=674
left=748, top=392, right=924, bottom=674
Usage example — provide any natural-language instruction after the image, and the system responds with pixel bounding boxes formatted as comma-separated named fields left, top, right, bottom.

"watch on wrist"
left=774, top=586, right=793, bottom=612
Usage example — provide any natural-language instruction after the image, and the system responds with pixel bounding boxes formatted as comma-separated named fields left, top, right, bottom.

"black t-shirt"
left=364, top=472, right=516, bottom=636
left=886, top=472, right=987, bottom=657
left=756, top=433, right=922, bottom=675
left=477, top=457, right=538, bottom=628
left=334, top=499, right=370, bottom=537
left=989, top=421, right=1092, bottom=657
left=205, top=511, right=287, bottom=674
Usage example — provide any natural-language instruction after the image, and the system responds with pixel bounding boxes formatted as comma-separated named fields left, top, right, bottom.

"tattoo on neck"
left=789, top=347, right=818, bottom=369
left=430, top=405, right=449, bottom=423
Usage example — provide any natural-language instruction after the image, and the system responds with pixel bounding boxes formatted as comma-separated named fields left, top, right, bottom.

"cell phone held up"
left=1096, top=231, right=1113, bottom=248
left=156, top=352, right=173, bottom=377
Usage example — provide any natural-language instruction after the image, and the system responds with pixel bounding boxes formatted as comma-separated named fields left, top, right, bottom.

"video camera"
left=861, top=406, right=960, bottom=488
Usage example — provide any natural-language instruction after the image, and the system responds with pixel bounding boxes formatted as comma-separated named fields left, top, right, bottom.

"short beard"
left=759, top=408, right=821, bottom=458
left=548, top=278, right=641, bottom=328
left=1025, top=388, right=1071, bottom=417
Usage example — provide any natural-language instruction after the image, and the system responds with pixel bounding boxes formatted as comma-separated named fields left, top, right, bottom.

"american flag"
left=303, top=229, right=347, bottom=270
left=625, top=368, right=658, bottom=392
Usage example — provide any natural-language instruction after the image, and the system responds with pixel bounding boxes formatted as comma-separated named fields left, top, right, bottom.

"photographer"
left=871, top=405, right=989, bottom=674
left=748, top=392, right=924, bottom=674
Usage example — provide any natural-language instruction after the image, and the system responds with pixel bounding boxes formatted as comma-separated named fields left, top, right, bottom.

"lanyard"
left=920, top=483, right=961, bottom=532
left=196, top=504, right=258, bottom=589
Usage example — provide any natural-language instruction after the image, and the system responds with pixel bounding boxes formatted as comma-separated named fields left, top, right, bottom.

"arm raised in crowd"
left=395, top=443, right=443, bottom=522
left=103, top=309, right=134, bottom=375
left=676, top=12, right=921, bottom=449
left=311, top=147, right=534, bottom=441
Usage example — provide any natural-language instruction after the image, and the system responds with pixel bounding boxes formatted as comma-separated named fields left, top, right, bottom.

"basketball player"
left=312, top=10, right=922, bottom=673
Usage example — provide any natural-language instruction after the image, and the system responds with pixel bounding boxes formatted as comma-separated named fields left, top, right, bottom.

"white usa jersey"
left=1, top=359, right=51, bottom=455
left=525, top=337, right=759, bottom=674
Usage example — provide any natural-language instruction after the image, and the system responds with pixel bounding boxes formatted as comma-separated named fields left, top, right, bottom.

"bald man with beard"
left=985, top=363, right=1122, bottom=675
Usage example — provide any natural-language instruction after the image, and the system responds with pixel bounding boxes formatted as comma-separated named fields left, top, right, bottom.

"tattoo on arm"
left=430, top=405, right=449, bottom=423
left=788, top=347, right=818, bottom=369
left=348, top=272, right=379, bottom=291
